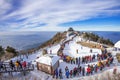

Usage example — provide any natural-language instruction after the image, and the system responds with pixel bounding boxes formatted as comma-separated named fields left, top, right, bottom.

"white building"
left=36, top=54, right=60, bottom=74
left=114, top=41, right=120, bottom=51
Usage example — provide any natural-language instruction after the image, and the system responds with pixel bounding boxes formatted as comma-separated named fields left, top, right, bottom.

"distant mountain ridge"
left=15, top=28, right=114, bottom=55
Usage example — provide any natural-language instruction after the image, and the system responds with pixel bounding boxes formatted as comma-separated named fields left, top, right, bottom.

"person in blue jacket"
left=66, top=70, right=69, bottom=78
left=55, top=68, right=58, bottom=79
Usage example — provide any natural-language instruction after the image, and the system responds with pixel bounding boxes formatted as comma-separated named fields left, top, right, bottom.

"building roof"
left=114, top=41, right=120, bottom=48
left=36, top=54, right=60, bottom=66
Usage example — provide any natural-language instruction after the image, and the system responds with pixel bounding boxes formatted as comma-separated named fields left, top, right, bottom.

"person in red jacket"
left=87, top=66, right=91, bottom=75
left=22, top=61, right=27, bottom=69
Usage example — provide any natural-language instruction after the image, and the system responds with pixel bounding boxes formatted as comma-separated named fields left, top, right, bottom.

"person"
left=71, top=58, right=73, bottom=64
left=22, top=61, right=27, bottom=69
left=82, top=57, right=85, bottom=64
left=52, top=70, right=55, bottom=78
left=73, top=67, right=77, bottom=77
left=90, top=49, right=92, bottom=53
left=59, top=68, right=63, bottom=79
left=87, top=65, right=91, bottom=76
left=110, top=57, right=114, bottom=64
left=0, top=59, right=4, bottom=71
left=66, top=69, right=69, bottom=78
left=55, top=69, right=58, bottom=79
left=90, top=65, right=94, bottom=74
left=73, top=58, right=75, bottom=64
left=79, top=57, right=81, bottom=64
left=106, top=59, right=110, bottom=67
left=113, top=66, right=117, bottom=74
left=9, top=60, right=15, bottom=70
left=81, top=47, right=83, bottom=49
left=77, top=67, right=79, bottom=76
left=65, top=66, right=68, bottom=72
left=92, top=54, right=95, bottom=61
left=50, top=50, right=52, bottom=54
left=18, top=60, right=22, bottom=69
left=82, top=67, right=85, bottom=76
left=79, top=66, right=82, bottom=74
left=78, top=62, right=80, bottom=68
left=100, top=61, right=104, bottom=71
left=94, top=64, right=98, bottom=73
left=70, top=70, right=73, bottom=78
left=97, top=61, right=101, bottom=68
left=76, top=49, right=78, bottom=53
left=15, top=60, right=19, bottom=70
left=76, top=58, right=78, bottom=64
left=28, top=61, right=31, bottom=67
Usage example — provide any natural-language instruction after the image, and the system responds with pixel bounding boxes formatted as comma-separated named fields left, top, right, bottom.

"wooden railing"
left=0, top=62, right=34, bottom=75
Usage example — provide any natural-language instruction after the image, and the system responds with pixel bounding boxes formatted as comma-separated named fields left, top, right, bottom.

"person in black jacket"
left=9, top=60, right=15, bottom=70
left=59, top=68, right=63, bottom=79
left=82, top=67, right=85, bottom=76
left=0, top=59, right=4, bottom=71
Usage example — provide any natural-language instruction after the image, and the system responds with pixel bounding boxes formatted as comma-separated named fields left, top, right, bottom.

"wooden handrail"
left=0, top=63, right=34, bottom=73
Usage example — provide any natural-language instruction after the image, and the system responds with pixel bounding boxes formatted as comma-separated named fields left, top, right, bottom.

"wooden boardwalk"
left=0, top=62, right=34, bottom=74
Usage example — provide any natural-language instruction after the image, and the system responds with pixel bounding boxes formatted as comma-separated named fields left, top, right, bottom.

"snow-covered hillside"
left=1, top=31, right=120, bottom=80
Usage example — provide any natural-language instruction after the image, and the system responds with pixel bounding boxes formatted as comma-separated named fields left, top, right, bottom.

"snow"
left=63, top=37, right=102, bottom=58
left=36, top=54, right=60, bottom=66
left=114, top=40, right=120, bottom=48
left=73, top=36, right=82, bottom=42
left=2, top=32, right=120, bottom=80
left=47, top=44, right=60, bottom=54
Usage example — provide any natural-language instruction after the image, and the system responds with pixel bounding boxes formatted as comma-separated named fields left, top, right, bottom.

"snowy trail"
left=2, top=32, right=120, bottom=80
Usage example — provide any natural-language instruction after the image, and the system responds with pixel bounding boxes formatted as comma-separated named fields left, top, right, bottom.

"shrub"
left=0, top=46, right=5, bottom=56
left=42, top=49, right=48, bottom=55
left=116, top=53, right=120, bottom=63
left=6, top=46, right=17, bottom=56
left=82, top=32, right=114, bottom=46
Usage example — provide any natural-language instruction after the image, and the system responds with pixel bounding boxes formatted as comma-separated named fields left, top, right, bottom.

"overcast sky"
left=0, top=0, right=120, bottom=31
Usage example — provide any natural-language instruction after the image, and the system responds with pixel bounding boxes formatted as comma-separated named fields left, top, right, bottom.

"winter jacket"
left=22, top=61, right=27, bottom=68
left=97, top=62, right=101, bottom=67
left=15, top=62, right=19, bottom=67
left=70, top=70, right=72, bottom=75
left=66, top=70, right=69, bottom=77
left=87, top=67, right=91, bottom=73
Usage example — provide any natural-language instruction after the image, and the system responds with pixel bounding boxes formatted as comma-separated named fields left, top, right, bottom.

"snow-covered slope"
left=2, top=32, right=120, bottom=80
left=47, top=44, right=60, bottom=54
left=63, top=34, right=101, bottom=58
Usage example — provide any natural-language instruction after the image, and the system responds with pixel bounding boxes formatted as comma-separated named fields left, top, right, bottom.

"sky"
left=0, top=0, right=120, bottom=31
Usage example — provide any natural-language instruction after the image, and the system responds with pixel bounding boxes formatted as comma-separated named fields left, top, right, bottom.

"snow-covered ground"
left=63, top=40, right=101, bottom=58
left=1, top=32, right=120, bottom=80
left=47, top=44, right=60, bottom=54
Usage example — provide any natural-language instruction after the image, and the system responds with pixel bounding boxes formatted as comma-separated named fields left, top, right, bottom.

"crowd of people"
left=9, top=60, right=27, bottom=70
left=62, top=52, right=113, bottom=66
left=0, top=59, right=30, bottom=71
left=53, top=51, right=114, bottom=79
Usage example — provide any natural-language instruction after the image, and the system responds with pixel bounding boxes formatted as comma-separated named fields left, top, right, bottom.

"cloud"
left=0, top=0, right=12, bottom=15
left=0, top=0, right=120, bottom=31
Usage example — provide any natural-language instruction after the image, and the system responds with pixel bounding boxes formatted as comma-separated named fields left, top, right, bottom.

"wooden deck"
left=0, top=62, right=34, bottom=74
